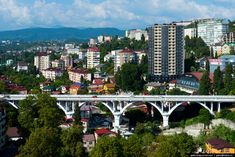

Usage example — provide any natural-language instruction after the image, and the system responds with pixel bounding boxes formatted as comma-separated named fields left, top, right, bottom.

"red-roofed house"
left=94, top=128, right=117, bottom=141
left=88, top=78, right=104, bottom=93
left=87, top=47, right=100, bottom=69
left=114, top=48, right=137, bottom=73
left=176, top=72, right=214, bottom=94
left=6, top=127, right=22, bottom=141
left=206, top=138, right=235, bottom=154
left=83, top=134, right=95, bottom=152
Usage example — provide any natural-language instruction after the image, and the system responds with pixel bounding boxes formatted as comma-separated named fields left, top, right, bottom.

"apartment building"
left=147, top=24, right=184, bottom=82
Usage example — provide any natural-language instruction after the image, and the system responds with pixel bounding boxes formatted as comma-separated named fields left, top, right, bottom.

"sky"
left=0, top=0, right=234, bottom=31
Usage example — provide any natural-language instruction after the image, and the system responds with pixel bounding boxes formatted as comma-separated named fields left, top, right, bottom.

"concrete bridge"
left=1, top=94, right=235, bottom=130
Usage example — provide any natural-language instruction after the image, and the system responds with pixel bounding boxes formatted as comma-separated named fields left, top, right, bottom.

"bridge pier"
left=113, top=113, right=121, bottom=132
left=217, top=102, right=221, bottom=112
left=162, top=114, right=170, bottom=128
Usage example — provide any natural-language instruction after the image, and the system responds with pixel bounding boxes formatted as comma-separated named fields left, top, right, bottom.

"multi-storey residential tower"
left=197, top=18, right=229, bottom=46
left=87, top=47, right=100, bottom=69
left=34, top=52, right=50, bottom=72
left=148, top=24, right=184, bottom=82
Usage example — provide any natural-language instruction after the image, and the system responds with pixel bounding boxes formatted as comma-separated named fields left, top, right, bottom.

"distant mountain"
left=0, top=27, right=125, bottom=41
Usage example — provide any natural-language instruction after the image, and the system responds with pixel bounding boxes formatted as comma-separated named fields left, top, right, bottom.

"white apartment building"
left=68, top=68, right=92, bottom=83
left=60, top=54, right=73, bottom=69
left=184, top=28, right=197, bottom=39
left=197, top=18, right=229, bottom=46
left=0, top=108, right=6, bottom=151
left=51, top=59, right=65, bottom=70
left=89, top=38, right=97, bottom=46
left=42, top=68, right=63, bottom=80
left=125, top=29, right=148, bottom=41
left=87, top=47, right=100, bottom=69
left=97, top=35, right=112, bottom=43
left=114, top=48, right=137, bottom=73
left=65, top=43, right=75, bottom=50
left=34, top=52, right=50, bottom=72
left=17, top=62, right=28, bottom=72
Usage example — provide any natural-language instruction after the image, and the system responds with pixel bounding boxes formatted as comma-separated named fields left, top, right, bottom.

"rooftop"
left=88, top=47, right=100, bottom=52
left=207, top=138, right=235, bottom=149
left=83, top=134, right=95, bottom=142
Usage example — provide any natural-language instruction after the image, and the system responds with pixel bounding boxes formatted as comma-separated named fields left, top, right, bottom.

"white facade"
left=87, top=47, right=100, bottom=69
left=89, top=38, right=97, bottom=46
left=34, top=53, right=50, bottom=72
left=17, top=62, right=28, bottom=72
left=42, top=68, right=63, bottom=80
left=60, top=54, right=73, bottom=69
left=51, top=60, right=65, bottom=70
left=197, top=19, right=229, bottom=46
left=97, top=35, right=112, bottom=43
left=125, top=29, right=148, bottom=41
left=114, top=49, right=137, bottom=73
left=65, top=44, right=75, bottom=50
left=67, top=48, right=87, bottom=60
left=68, top=69, right=92, bottom=83
left=0, top=108, right=6, bottom=151
left=184, top=28, right=197, bottom=39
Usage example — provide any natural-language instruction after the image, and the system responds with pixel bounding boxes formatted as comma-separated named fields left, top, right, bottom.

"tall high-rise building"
left=197, top=18, right=229, bottom=46
left=34, top=52, right=50, bottom=72
left=148, top=24, right=184, bottom=82
left=87, top=47, right=100, bottom=69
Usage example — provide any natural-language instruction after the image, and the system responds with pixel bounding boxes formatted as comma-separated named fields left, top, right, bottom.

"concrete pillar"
left=151, top=106, right=154, bottom=118
left=210, top=102, right=214, bottom=113
left=162, top=114, right=169, bottom=128
left=113, top=114, right=121, bottom=132
left=217, top=102, right=221, bottom=112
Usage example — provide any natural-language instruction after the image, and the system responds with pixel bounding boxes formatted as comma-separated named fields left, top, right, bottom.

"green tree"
left=90, top=137, right=124, bottom=157
left=52, top=72, right=72, bottom=88
left=230, top=47, right=235, bottom=55
left=224, top=64, right=233, bottom=94
left=208, top=125, right=235, bottom=145
left=122, top=135, right=143, bottom=157
left=17, top=127, right=61, bottom=157
left=199, top=71, right=211, bottom=95
left=149, top=133, right=195, bottom=157
left=18, top=96, right=37, bottom=135
left=0, top=80, right=7, bottom=93
left=198, top=108, right=213, bottom=126
left=36, top=94, right=65, bottom=128
left=115, top=63, right=145, bottom=92
left=213, top=66, right=223, bottom=94
left=73, top=106, right=82, bottom=125
left=60, top=125, right=85, bottom=157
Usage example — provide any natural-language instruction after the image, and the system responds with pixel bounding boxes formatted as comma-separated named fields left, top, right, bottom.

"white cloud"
left=0, top=0, right=31, bottom=28
left=0, top=0, right=234, bottom=30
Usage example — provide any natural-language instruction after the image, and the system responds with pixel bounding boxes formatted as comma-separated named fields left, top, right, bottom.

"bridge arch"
left=168, top=102, right=214, bottom=116
left=56, top=103, right=68, bottom=115
left=5, top=101, right=19, bottom=109
left=120, top=101, right=163, bottom=115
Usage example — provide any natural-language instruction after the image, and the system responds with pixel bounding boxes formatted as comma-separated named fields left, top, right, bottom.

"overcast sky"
left=0, top=0, right=234, bottom=31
